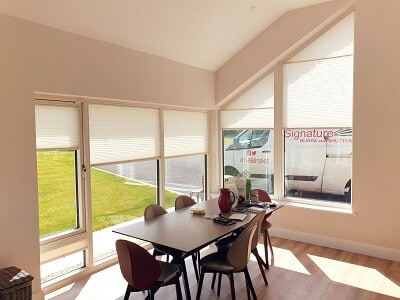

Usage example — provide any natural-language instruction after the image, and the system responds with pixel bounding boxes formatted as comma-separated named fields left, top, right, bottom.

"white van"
left=223, top=129, right=352, bottom=202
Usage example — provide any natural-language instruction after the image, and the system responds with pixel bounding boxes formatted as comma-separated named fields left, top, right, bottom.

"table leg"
left=172, top=256, right=191, bottom=300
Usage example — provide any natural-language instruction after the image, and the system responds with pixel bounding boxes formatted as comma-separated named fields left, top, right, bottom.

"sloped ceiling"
left=0, top=0, right=332, bottom=71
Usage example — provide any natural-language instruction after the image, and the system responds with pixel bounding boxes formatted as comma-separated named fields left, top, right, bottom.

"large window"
left=221, top=73, right=274, bottom=195
left=36, top=99, right=209, bottom=285
left=283, top=13, right=354, bottom=204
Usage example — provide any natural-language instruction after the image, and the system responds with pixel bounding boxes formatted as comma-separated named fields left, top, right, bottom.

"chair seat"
left=156, top=261, right=181, bottom=285
left=261, top=219, right=272, bottom=230
left=200, top=252, right=238, bottom=273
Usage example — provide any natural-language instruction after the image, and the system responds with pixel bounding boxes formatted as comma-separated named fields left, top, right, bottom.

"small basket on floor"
left=0, top=266, right=34, bottom=300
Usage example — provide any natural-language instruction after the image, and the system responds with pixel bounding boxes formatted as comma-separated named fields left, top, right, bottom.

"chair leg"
left=262, top=229, right=269, bottom=269
left=180, top=259, right=191, bottom=300
left=244, top=267, right=257, bottom=300
left=252, top=249, right=268, bottom=286
left=228, top=273, right=236, bottom=300
left=124, top=285, right=131, bottom=300
left=175, top=279, right=183, bottom=300
left=195, top=269, right=205, bottom=300
left=192, top=253, right=199, bottom=281
left=267, top=231, right=274, bottom=258
left=217, top=273, right=222, bottom=296
left=211, top=273, right=216, bottom=289
left=246, top=277, right=251, bottom=300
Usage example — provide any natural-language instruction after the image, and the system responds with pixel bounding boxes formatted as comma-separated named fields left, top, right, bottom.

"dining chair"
left=174, top=195, right=200, bottom=280
left=251, top=188, right=274, bottom=268
left=195, top=223, right=258, bottom=300
left=144, top=204, right=172, bottom=262
left=115, top=239, right=183, bottom=300
left=175, top=194, right=197, bottom=210
left=213, top=210, right=268, bottom=289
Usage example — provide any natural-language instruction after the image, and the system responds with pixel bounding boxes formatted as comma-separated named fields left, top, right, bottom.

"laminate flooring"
left=45, top=237, right=400, bottom=300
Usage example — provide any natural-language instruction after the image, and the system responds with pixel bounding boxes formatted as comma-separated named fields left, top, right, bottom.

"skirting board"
left=270, top=227, right=400, bottom=262
left=33, top=290, right=45, bottom=300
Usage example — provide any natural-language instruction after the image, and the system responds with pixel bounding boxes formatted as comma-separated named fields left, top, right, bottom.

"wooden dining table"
left=113, top=198, right=283, bottom=300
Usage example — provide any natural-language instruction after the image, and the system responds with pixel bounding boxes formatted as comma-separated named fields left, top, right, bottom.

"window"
left=163, top=110, right=208, bottom=203
left=282, top=13, right=354, bottom=204
left=221, top=73, right=274, bottom=195
left=35, top=104, right=83, bottom=239
left=36, top=98, right=209, bottom=287
left=88, top=104, right=161, bottom=261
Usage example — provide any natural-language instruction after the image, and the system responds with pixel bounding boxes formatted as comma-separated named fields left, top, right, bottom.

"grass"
left=37, top=151, right=178, bottom=237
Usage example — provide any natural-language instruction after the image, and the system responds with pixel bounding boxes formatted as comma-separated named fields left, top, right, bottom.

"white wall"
left=0, top=14, right=214, bottom=299
left=216, top=0, right=400, bottom=258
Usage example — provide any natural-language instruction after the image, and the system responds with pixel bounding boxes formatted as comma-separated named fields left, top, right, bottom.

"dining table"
left=113, top=198, right=283, bottom=300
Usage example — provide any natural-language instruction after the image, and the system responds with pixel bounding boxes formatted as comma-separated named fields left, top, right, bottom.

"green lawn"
left=37, top=151, right=178, bottom=237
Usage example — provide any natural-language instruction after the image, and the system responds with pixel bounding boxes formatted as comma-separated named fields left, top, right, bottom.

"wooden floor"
left=45, top=237, right=400, bottom=300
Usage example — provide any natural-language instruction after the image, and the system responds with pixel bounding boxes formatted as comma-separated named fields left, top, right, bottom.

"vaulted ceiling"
left=0, top=0, right=332, bottom=71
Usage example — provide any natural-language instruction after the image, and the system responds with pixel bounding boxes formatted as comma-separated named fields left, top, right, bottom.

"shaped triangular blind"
left=288, top=13, right=354, bottom=63
left=164, top=110, right=208, bottom=157
left=89, top=104, right=160, bottom=165
left=221, top=72, right=274, bottom=129
left=283, top=12, right=354, bottom=128
left=35, top=104, right=79, bottom=150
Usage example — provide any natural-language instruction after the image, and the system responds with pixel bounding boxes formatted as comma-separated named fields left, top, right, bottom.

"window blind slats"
left=35, top=105, right=79, bottom=150
left=289, top=13, right=354, bottom=63
left=222, top=72, right=274, bottom=129
left=221, top=108, right=274, bottom=129
left=89, top=104, right=160, bottom=165
left=164, top=110, right=208, bottom=157
left=283, top=55, right=353, bottom=128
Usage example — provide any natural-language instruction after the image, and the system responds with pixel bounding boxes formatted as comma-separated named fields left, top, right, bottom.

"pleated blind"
left=89, top=104, right=160, bottom=165
left=164, top=110, right=208, bottom=157
left=35, top=104, right=79, bottom=150
left=283, top=13, right=354, bottom=128
left=221, top=72, right=274, bottom=129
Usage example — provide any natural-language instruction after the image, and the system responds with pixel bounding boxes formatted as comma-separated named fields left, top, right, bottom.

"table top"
left=113, top=198, right=282, bottom=254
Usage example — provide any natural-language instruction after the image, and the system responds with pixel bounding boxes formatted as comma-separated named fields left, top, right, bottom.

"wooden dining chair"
left=115, top=239, right=183, bottom=300
left=251, top=188, right=274, bottom=268
left=213, top=210, right=268, bottom=290
left=196, top=224, right=258, bottom=300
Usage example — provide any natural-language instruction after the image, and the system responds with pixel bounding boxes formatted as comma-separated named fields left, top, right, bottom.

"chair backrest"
left=115, top=239, right=161, bottom=290
left=247, top=211, right=266, bottom=250
left=226, top=224, right=257, bottom=271
left=175, top=195, right=196, bottom=210
left=144, top=204, right=168, bottom=221
left=251, top=189, right=271, bottom=203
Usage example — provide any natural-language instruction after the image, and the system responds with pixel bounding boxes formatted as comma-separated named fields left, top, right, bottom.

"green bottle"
left=246, top=178, right=251, bottom=201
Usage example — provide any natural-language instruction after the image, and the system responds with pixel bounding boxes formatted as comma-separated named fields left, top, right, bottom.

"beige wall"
left=217, top=0, right=400, bottom=255
left=1, top=0, right=400, bottom=299
left=0, top=14, right=214, bottom=299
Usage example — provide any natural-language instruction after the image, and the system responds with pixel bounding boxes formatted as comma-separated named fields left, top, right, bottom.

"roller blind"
left=164, top=110, right=208, bottom=157
left=283, top=12, right=354, bottom=128
left=89, top=104, right=160, bottom=165
left=221, top=72, right=274, bottom=129
left=35, top=104, right=79, bottom=150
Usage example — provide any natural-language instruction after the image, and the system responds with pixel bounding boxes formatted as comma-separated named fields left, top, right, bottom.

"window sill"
left=278, top=198, right=355, bottom=215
